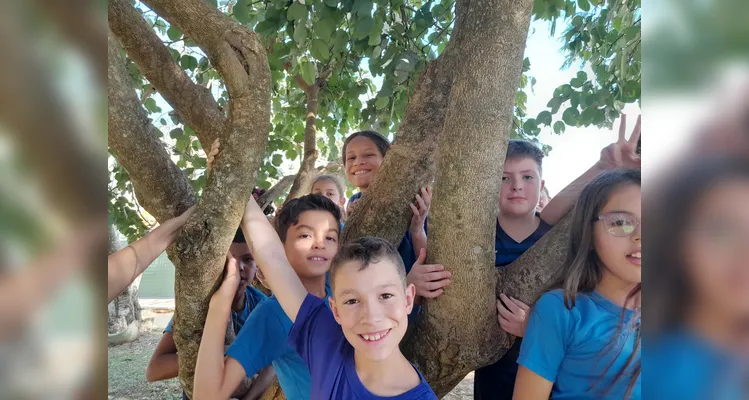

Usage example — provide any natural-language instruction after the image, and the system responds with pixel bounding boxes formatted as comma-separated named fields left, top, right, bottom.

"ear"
left=540, top=179, right=546, bottom=192
left=338, top=196, right=346, bottom=207
left=329, top=297, right=343, bottom=325
left=404, top=283, right=416, bottom=314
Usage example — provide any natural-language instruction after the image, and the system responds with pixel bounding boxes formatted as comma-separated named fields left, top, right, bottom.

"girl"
left=646, top=157, right=749, bottom=399
left=514, top=169, right=641, bottom=399
left=310, top=174, right=347, bottom=217
left=342, top=131, right=450, bottom=301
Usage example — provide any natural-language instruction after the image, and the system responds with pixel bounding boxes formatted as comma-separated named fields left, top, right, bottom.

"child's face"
left=329, top=260, right=415, bottom=362
left=229, top=242, right=257, bottom=284
left=311, top=181, right=345, bottom=206
left=594, top=184, right=642, bottom=288
left=683, top=180, right=749, bottom=320
left=283, top=210, right=339, bottom=280
left=499, top=157, right=544, bottom=217
left=345, top=136, right=384, bottom=190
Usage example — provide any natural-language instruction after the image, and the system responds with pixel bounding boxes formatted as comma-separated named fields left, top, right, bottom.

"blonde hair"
left=310, top=175, right=345, bottom=198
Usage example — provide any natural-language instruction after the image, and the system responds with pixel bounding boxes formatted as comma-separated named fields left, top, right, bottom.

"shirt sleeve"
left=164, top=317, right=174, bottom=333
left=226, top=302, right=288, bottom=377
left=517, top=292, right=572, bottom=383
left=288, top=293, right=343, bottom=366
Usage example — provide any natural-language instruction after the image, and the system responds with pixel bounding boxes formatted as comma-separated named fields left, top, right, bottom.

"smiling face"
left=594, top=184, right=642, bottom=288
left=283, top=210, right=340, bottom=279
left=311, top=180, right=346, bottom=207
left=499, top=156, right=544, bottom=217
left=344, top=136, right=385, bottom=190
left=683, top=180, right=749, bottom=320
left=329, top=259, right=415, bottom=362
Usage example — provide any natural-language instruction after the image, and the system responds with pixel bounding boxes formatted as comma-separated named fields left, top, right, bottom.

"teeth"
left=310, top=257, right=325, bottom=261
left=362, top=330, right=388, bottom=341
left=354, top=170, right=369, bottom=175
left=629, top=252, right=641, bottom=258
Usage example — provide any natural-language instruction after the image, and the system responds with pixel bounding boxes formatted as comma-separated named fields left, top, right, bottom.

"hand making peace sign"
left=598, top=114, right=641, bottom=170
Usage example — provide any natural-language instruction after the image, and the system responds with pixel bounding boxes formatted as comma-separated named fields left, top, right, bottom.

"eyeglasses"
left=594, top=212, right=641, bottom=237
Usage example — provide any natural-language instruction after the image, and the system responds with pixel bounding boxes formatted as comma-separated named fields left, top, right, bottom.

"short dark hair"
left=232, top=227, right=246, bottom=244
left=329, top=237, right=406, bottom=293
left=342, top=131, right=391, bottom=166
left=274, top=194, right=342, bottom=242
left=311, top=175, right=345, bottom=197
left=506, top=140, right=544, bottom=173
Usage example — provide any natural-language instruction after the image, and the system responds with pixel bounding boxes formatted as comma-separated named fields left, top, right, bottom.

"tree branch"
left=108, top=30, right=196, bottom=222
left=285, top=81, right=320, bottom=200
left=109, top=0, right=225, bottom=149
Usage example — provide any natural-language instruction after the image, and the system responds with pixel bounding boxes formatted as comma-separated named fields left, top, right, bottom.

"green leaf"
left=180, top=55, right=198, bottom=70
left=522, top=119, right=538, bottom=134
left=325, top=0, right=338, bottom=6
left=285, top=149, right=298, bottom=160
left=160, top=118, right=167, bottom=126
left=287, top=2, right=308, bottom=21
left=293, top=23, right=308, bottom=45
left=168, top=48, right=181, bottom=62
left=375, top=96, right=388, bottom=110
left=536, top=111, right=552, bottom=126
left=553, top=121, right=565, bottom=134
left=577, top=0, right=590, bottom=12
left=300, top=60, right=316, bottom=86
left=234, top=0, right=251, bottom=24
left=310, top=39, right=330, bottom=61
left=562, top=107, right=580, bottom=126
left=571, top=16, right=583, bottom=27
left=352, top=0, right=373, bottom=16
left=581, top=106, right=597, bottom=125
left=167, top=26, right=182, bottom=41
left=169, top=128, right=184, bottom=139
left=576, top=71, right=588, bottom=81
left=623, top=26, right=639, bottom=41
left=315, top=18, right=336, bottom=42
left=272, top=154, right=283, bottom=166
left=333, top=30, right=350, bottom=52
left=144, top=98, right=161, bottom=113
left=353, top=16, right=373, bottom=39
left=547, top=97, right=563, bottom=114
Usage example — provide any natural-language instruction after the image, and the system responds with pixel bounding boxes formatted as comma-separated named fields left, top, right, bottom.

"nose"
left=361, top=299, right=384, bottom=325
left=312, top=234, right=326, bottom=249
left=631, top=223, right=642, bottom=242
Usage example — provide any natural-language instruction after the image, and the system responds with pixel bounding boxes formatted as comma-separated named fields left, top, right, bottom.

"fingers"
left=497, top=299, right=516, bottom=321
left=500, top=293, right=522, bottom=314
left=414, top=248, right=427, bottom=265
left=423, top=270, right=452, bottom=282
left=424, top=279, right=451, bottom=291
left=509, top=296, right=530, bottom=312
left=628, top=115, right=642, bottom=146
left=618, top=114, right=627, bottom=142
left=410, top=202, right=420, bottom=217
left=414, top=263, right=444, bottom=273
left=421, top=289, right=444, bottom=299
left=415, top=194, right=427, bottom=214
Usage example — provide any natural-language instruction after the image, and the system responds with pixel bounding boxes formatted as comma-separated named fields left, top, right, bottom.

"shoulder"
left=349, top=192, right=362, bottom=202
left=249, top=297, right=291, bottom=329
left=246, top=286, right=267, bottom=302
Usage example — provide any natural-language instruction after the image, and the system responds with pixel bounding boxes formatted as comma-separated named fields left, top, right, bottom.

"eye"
left=501, top=176, right=509, bottom=182
left=347, top=156, right=355, bottom=161
left=300, top=233, right=311, bottom=239
left=523, top=175, right=533, bottom=180
left=380, top=293, right=394, bottom=300
left=343, top=299, right=358, bottom=305
left=243, top=256, right=253, bottom=264
left=326, top=236, right=338, bottom=242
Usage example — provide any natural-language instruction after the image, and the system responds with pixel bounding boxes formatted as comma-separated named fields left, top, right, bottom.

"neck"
left=595, top=272, right=638, bottom=309
left=498, top=211, right=537, bottom=226
left=688, top=301, right=745, bottom=352
left=359, top=186, right=368, bottom=193
left=353, top=348, right=411, bottom=389
left=299, top=275, right=327, bottom=298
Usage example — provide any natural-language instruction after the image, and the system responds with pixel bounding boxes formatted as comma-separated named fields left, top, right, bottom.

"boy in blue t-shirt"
left=146, top=228, right=272, bottom=400
left=475, top=115, right=642, bottom=400
left=222, top=194, right=436, bottom=399
left=193, top=195, right=342, bottom=400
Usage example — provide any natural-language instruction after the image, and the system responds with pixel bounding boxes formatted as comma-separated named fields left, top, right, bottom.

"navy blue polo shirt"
left=475, top=212, right=552, bottom=400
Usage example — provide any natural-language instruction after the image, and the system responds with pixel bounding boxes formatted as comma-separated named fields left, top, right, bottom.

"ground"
left=108, top=308, right=475, bottom=399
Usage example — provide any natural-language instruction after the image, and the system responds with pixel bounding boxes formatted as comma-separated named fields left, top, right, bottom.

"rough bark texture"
left=258, top=175, right=296, bottom=210
left=286, top=76, right=321, bottom=200
left=340, top=50, right=455, bottom=246
left=137, top=1, right=272, bottom=396
left=401, top=1, right=535, bottom=396
left=109, top=0, right=225, bottom=149
left=108, top=31, right=197, bottom=222
left=260, top=379, right=286, bottom=400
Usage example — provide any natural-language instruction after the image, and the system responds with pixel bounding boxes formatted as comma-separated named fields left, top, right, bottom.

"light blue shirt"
left=519, top=289, right=641, bottom=399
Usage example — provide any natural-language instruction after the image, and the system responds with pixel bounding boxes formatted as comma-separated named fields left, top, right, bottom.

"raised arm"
left=240, top=197, right=307, bottom=322
left=541, top=114, right=641, bottom=225
left=194, top=254, right=251, bottom=400
left=145, top=331, right=179, bottom=382
left=107, top=206, right=195, bottom=302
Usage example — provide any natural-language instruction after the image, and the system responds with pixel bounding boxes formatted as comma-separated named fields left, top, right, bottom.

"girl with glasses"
left=512, top=169, right=641, bottom=400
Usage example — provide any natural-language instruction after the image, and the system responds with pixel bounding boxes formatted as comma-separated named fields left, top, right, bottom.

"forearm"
left=145, top=353, right=179, bottom=382
left=243, top=366, right=276, bottom=400
left=410, top=230, right=427, bottom=258
left=194, top=299, right=234, bottom=399
left=540, top=163, right=605, bottom=225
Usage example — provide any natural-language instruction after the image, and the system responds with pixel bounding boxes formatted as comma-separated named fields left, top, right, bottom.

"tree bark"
left=400, top=0, right=535, bottom=396
left=109, top=0, right=225, bottom=149
left=286, top=76, right=321, bottom=200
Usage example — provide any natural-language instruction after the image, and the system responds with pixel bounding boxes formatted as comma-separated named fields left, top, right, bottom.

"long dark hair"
left=341, top=130, right=391, bottom=166
left=540, top=169, right=642, bottom=398
left=648, top=157, right=749, bottom=334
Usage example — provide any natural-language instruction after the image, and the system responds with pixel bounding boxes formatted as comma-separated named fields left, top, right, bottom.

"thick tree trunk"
left=400, top=1, right=535, bottom=396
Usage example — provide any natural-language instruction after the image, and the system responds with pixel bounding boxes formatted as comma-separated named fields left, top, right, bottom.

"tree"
left=108, top=0, right=640, bottom=397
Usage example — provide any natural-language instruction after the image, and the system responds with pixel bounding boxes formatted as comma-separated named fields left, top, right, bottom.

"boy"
left=146, top=228, right=273, bottom=400
left=474, top=115, right=641, bottom=400
left=194, top=195, right=342, bottom=400
left=228, top=192, right=436, bottom=398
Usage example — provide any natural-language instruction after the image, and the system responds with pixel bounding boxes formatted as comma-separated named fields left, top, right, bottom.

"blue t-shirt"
left=226, top=288, right=331, bottom=400
left=645, top=329, right=747, bottom=400
left=164, top=286, right=266, bottom=334
left=289, top=293, right=438, bottom=400
left=349, top=192, right=425, bottom=274
left=518, top=290, right=641, bottom=399
left=494, top=213, right=552, bottom=267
